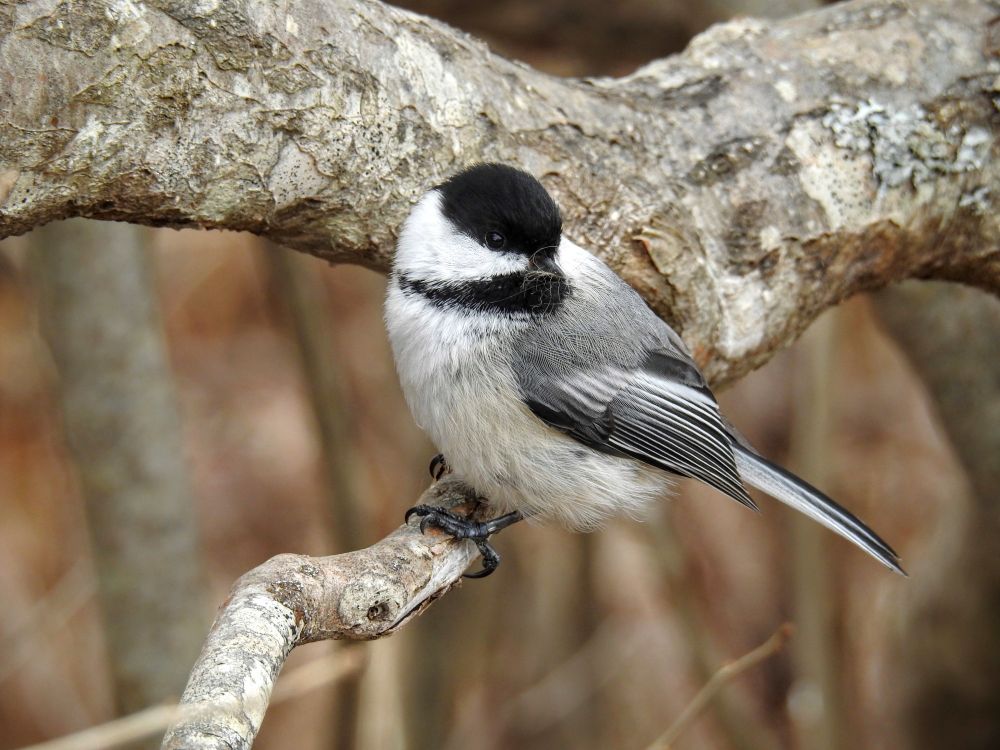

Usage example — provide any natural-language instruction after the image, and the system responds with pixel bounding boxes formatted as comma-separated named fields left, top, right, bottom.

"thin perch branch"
left=160, top=478, right=483, bottom=750
left=646, top=623, right=795, bottom=750
left=19, top=647, right=365, bottom=750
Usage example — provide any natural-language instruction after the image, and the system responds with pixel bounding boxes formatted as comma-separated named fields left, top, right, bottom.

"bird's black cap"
left=437, top=164, right=562, bottom=256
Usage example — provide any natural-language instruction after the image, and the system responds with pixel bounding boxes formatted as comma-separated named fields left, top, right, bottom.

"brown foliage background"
left=0, top=2, right=973, bottom=749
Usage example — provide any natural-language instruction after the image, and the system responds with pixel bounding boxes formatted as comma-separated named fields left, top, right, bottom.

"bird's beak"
left=529, top=251, right=561, bottom=275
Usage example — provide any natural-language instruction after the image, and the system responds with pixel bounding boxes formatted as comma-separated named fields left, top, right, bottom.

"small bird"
left=385, top=163, right=902, bottom=578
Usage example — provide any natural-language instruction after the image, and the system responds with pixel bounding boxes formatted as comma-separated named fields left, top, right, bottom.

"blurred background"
left=1, top=1, right=997, bottom=749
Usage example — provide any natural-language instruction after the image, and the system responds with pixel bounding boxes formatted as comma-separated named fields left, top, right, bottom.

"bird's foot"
left=404, top=505, right=523, bottom=578
left=428, top=453, right=451, bottom=481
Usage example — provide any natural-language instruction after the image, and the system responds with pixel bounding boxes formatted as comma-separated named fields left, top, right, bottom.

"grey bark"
left=874, top=282, right=1000, bottom=750
left=30, top=219, right=206, bottom=720
left=1, top=0, right=998, bottom=386
left=160, top=478, right=482, bottom=750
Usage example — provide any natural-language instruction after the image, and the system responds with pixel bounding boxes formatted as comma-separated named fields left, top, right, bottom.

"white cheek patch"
left=394, top=191, right=529, bottom=284
left=425, top=234, right=528, bottom=282
left=556, top=236, right=591, bottom=276
left=556, top=235, right=603, bottom=287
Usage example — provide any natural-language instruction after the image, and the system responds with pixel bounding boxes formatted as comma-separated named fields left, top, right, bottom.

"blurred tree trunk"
left=264, top=243, right=365, bottom=553
left=30, top=220, right=206, bottom=736
left=874, top=282, right=1000, bottom=750
left=645, top=515, right=777, bottom=750
left=264, top=242, right=367, bottom=750
left=786, top=310, right=848, bottom=750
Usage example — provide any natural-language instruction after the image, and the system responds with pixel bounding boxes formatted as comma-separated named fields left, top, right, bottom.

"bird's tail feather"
left=732, top=443, right=905, bottom=575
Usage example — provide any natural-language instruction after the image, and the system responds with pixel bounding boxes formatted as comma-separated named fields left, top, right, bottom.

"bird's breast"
left=386, top=280, right=524, bottom=443
left=385, top=278, right=670, bottom=529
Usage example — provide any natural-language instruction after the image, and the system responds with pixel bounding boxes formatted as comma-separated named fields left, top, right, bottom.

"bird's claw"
left=428, top=453, right=451, bottom=481
left=465, top=540, right=500, bottom=579
left=403, top=504, right=522, bottom=578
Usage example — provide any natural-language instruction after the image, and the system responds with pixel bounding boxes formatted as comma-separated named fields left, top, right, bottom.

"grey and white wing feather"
left=731, top=444, right=903, bottom=573
left=519, top=345, right=904, bottom=573
left=514, top=245, right=902, bottom=572
left=520, top=349, right=758, bottom=511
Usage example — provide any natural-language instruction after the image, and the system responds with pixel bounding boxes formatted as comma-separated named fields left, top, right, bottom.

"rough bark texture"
left=1, top=0, right=998, bottom=385
left=160, top=478, right=481, bottom=750
left=30, top=219, right=206, bottom=720
left=874, top=282, right=1000, bottom=750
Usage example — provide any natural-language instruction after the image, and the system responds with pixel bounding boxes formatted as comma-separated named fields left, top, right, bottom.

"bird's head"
left=394, top=163, right=564, bottom=284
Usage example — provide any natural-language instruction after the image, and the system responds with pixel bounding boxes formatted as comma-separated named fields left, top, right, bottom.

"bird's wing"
left=520, top=344, right=904, bottom=573
left=520, top=348, right=758, bottom=511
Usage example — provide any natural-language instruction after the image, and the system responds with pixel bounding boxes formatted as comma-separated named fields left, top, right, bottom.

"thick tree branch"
left=160, top=478, right=482, bottom=750
left=1, top=0, right=997, bottom=383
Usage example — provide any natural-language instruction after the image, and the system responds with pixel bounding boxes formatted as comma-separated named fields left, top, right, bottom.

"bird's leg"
left=404, top=505, right=524, bottom=578
left=428, top=453, right=451, bottom=481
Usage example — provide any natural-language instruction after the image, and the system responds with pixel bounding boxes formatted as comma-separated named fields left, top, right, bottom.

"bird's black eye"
left=485, top=230, right=506, bottom=250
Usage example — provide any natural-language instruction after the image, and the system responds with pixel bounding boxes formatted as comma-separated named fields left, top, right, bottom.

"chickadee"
left=386, top=163, right=902, bottom=578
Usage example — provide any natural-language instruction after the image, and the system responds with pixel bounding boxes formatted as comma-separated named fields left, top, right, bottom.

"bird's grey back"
left=513, top=254, right=697, bottom=389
